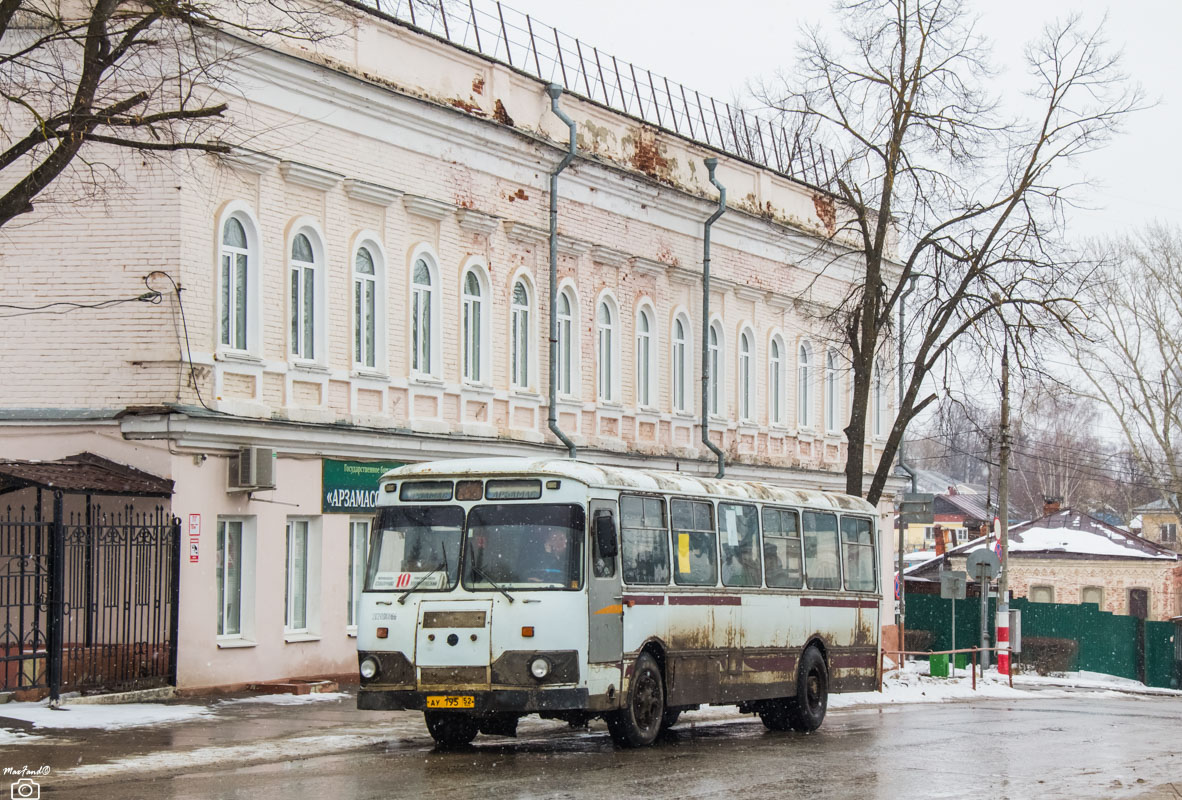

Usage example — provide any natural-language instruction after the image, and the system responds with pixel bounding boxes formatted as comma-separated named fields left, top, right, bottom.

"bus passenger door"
left=587, top=500, right=623, bottom=672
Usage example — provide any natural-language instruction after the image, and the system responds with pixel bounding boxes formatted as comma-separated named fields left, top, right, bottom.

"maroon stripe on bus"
left=830, top=653, right=878, bottom=669
left=800, top=598, right=879, bottom=609
left=622, top=594, right=665, bottom=605
left=667, top=595, right=742, bottom=606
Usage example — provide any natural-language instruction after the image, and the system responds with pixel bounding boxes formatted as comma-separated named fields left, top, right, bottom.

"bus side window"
left=671, top=499, right=717, bottom=586
left=802, top=511, right=841, bottom=590
left=592, top=510, right=617, bottom=578
left=840, top=516, right=876, bottom=592
left=620, top=495, right=669, bottom=585
left=719, top=502, right=761, bottom=588
left=762, top=507, right=803, bottom=589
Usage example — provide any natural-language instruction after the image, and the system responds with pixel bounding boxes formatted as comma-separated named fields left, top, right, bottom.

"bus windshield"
left=462, top=504, right=584, bottom=590
left=367, top=506, right=463, bottom=592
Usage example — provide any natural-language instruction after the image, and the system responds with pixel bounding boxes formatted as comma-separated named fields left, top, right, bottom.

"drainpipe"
left=546, top=83, right=577, bottom=459
left=896, top=275, right=917, bottom=633
left=701, top=158, right=727, bottom=479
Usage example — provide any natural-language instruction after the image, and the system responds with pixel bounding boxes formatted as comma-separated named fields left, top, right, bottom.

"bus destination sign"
left=322, top=459, right=405, bottom=513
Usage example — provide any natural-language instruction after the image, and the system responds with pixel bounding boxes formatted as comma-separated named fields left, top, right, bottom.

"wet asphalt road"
left=27, top=695, right=1182, bottom=800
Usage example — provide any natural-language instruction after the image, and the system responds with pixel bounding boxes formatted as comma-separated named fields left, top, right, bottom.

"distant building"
left=1132, top=499, right=1180, bottom=554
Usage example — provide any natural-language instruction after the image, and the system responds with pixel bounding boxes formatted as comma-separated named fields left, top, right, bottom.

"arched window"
left=797, top=342, right=812, bottom=428
left=354, top=246, right=377, bottom=369
left=597, top=299, right=617, bottom=402
left=636, top=306, right=653, bottom=407
left=289, top=232, right=317, bottom=360
left=825, top=350, right=840, bottom=433
left=672, top=316, right=689, bottom=413
left=769, top=336, right=784, bottom=425
left=557, top=289, right=574, bottom=396
left=411, top=257, right=434, bottom=375
left=219, top=216, right=250, bottom=351
left=708, top=322, right=722, bottom=416
left=738, top=329, right=753, bottom=421
left=874, top=357, right=888, bottom=437
left=511, top=280, right=531, bottom=389
left=462, top=270, right=483, bottom=383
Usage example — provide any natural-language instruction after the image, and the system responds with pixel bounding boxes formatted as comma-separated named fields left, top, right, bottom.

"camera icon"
left=10, top=778, right=39, bottom=799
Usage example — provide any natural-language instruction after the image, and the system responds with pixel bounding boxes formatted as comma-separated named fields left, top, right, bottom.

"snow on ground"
left=0, top=728, right=36, bottom=745
left=0, top=701, right=211, bottom=730
left=217, top=691, right=351, bottom=707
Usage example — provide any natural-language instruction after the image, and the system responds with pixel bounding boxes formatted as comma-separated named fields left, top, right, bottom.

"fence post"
left=168, top=516, right=182, bottom=687
left=47, top=491, right=65, bottom=703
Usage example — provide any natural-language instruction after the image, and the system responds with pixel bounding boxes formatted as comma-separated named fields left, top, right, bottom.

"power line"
left=0, top=291, right=162, bottom=318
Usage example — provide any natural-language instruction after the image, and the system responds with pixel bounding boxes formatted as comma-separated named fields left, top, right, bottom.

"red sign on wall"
left=188, top=513, right=201, bottom=563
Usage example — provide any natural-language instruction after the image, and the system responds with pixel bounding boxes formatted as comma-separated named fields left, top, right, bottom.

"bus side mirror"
left=594, top=514, right=618, bottom=559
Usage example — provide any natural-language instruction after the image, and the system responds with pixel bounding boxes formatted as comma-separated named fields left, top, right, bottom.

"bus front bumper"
left=357, top=687, right=589, bottom=713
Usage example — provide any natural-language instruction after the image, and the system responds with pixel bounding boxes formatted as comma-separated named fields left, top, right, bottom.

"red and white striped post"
left=996, top=610, right=1010, bottom=675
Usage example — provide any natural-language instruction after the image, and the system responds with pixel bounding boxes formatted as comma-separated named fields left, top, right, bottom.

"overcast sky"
left=506, top=0, right=1178, bottom=239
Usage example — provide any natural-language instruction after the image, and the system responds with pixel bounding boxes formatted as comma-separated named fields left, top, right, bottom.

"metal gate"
left=1, top=492, right=180, bottom=698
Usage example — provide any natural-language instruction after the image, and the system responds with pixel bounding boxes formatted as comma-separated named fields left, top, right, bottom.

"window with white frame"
left=738, top=329, right=753, bottom=421
left=825, top=350, right=839, bottom=433
left=219, top=216, right=251, bottom=351
left=285, top=519, right=310, bottom=633
left=672, top=315, right=689, bottom=413
left=1161, top=523, right=1177, bottom=543
left=636, top=306, right=653, bottom=407
left=798, top=342, right=813, bottom=428
left=216, top=517, right=254, bottom=640
left=348, top=519, right=369, bottom=631
left=289, top=232, right=317, bottom=360
left=873, top=357, right=887, bottom=437
left=557, top=289, right=574, bottom=396
left=511, top=280, right=532, bottom=389
left=708, top=322, right=722, bottom=416
left=462, top=270, right=484, bottom=383
left=354, top=245, right=378, bottom=370
left=769, top=336, right=784, bottom=425
left=597, top=299, right=618, bottom=402
left=411, top=258, right=435, bottom=375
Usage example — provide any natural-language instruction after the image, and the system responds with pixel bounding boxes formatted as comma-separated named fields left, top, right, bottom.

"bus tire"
left=424, top=711, right=479, bottom=747
left=786, top=646, right=828, bottom=732
left=606, top=652, right=665, bottom=747
left=757, top=699, right=793, bottom=731
left=660, top=708, right=682, bottom=730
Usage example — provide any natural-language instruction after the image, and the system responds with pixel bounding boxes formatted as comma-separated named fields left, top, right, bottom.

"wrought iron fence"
left=350, top=0, right=844, bottom=192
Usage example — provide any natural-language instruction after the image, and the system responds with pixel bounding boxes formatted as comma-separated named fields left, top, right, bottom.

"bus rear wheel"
left=785, top=646, right=828, bottom=732
left=606, top=652, right=665, bottom=747
left=424, top=711, right=479, bottom=748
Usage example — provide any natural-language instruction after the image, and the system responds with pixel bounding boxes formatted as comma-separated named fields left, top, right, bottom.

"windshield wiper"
left=469, top=564, right=515, bottom=603
left=398, top=547, right=450, bottom=604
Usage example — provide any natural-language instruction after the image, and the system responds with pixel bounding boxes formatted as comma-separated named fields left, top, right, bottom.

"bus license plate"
left=427, top=695, right=474, bottom=709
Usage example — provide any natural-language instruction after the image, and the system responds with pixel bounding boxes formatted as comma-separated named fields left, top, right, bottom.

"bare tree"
left=0, top=0, right=332, bottom=228
left=1069, top=225, right=1182, bottom=523
left=756, top=0, right=1141, bottom=504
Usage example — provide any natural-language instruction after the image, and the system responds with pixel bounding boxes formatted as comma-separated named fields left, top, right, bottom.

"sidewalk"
left=1, top=666, right=1179, bottom=789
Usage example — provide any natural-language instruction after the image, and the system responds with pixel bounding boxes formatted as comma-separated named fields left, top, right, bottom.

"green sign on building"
left=322, top=459, right=405, bottom=513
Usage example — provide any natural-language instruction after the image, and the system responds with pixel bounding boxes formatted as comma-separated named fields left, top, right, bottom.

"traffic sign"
left=966, top=548, right=1001, bottom=581
left=899, top=493, right=935, bottom=525
left=939, top=570, right=967, bottom=600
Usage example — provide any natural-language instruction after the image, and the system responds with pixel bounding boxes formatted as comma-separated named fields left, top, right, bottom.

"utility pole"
left=996, top=341, right=1012, bottom=675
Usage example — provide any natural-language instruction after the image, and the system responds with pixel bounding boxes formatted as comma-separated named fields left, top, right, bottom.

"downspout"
left=702, top=158, right=727, bottom=479
left=546, top=83, right=577, bottom=459
left=895, top=274, right=917, bottom=634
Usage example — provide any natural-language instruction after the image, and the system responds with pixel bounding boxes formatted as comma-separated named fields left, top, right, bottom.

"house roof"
left=0, top=452, right=173, bottom=497
left=910, top=467, right=987, bottom=497
left=935, top=492, right=993, bottom=523
left=1134, top=497, right=1176, bottom=514
left=905, top=508, right=1177, bottom=578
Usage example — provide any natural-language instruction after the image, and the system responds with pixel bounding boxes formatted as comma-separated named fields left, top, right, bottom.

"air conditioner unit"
left=228, top=447, right=276, bottom=491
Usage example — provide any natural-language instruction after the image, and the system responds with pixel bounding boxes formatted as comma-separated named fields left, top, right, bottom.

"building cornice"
left=402, top=194, right=454, bottom=221
left=278, top=160, right=344, bottom=191
left=343, top=178, right=404, bottom=206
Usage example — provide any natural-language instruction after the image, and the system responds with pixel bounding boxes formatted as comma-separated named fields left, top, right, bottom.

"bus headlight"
left=529, top=657, right=551, bottom=679
left=360, top=656, right=380, bottom=680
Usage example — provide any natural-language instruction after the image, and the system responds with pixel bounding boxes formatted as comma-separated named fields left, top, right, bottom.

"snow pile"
left=218, top=691, right=350, bottom=706
left=0, top=701, right=211, bottom=730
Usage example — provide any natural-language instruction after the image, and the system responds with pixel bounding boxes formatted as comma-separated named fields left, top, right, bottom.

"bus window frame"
left=761, top=505, right=804, bottom=590
left=717, top=501, right=762, bottom=589
left=801, top=508, right=843, bottom=592
left=670, top=496, right=718, bottom=587
left=838, top=514, right=878, bottom=593
left=619, top=493, right=671, bottom=587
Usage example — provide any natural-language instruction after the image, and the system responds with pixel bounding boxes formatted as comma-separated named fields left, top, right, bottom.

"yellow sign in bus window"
left=677, top=532, right=691, bottom=574
left=426, top=695, right=475, bottom=709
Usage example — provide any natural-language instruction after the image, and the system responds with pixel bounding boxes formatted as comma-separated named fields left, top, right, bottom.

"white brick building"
left=0, top=1, right=895, bottom=690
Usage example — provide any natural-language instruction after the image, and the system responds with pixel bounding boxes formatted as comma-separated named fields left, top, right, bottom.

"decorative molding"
left=402, top=194, right=455, bottom=221
left=278, top=160, right=343, bottom=191
left=343, top=178, right=403, bottom=206
left=590, top=245, right=628, bottom=269
left=765, top=292, right=794, bottom=311
left=455, top=208, right=499, bottom=236
left=503, top=221, right=548, bottom=246
left=667, top=267, right=700, bottom=287
left=629, top=257, right=667, bottom=278
left=217, top=148, right=279, bottom=175
left=710, top=277, right=736, bottom=295
left=557, top=235, right=591, bottom=256
left=733, top=285, right=765, bottom=302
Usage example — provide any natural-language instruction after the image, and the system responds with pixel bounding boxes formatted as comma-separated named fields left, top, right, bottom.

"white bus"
left=356, top=458, right=882, bottom=747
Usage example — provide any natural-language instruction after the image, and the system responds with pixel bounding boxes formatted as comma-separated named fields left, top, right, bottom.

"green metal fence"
left=905, top=593, right=1178, bottom=688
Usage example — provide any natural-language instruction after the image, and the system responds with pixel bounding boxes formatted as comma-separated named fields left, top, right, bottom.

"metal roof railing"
left=351, top=0, right=844, bottom=193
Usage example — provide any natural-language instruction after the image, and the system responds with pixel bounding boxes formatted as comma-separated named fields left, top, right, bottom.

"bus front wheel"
left=606, top=652, right=665, bottom=747
left=424, top=711, right=479, bottom=748
left=786, top=646, right=828, bottom=732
